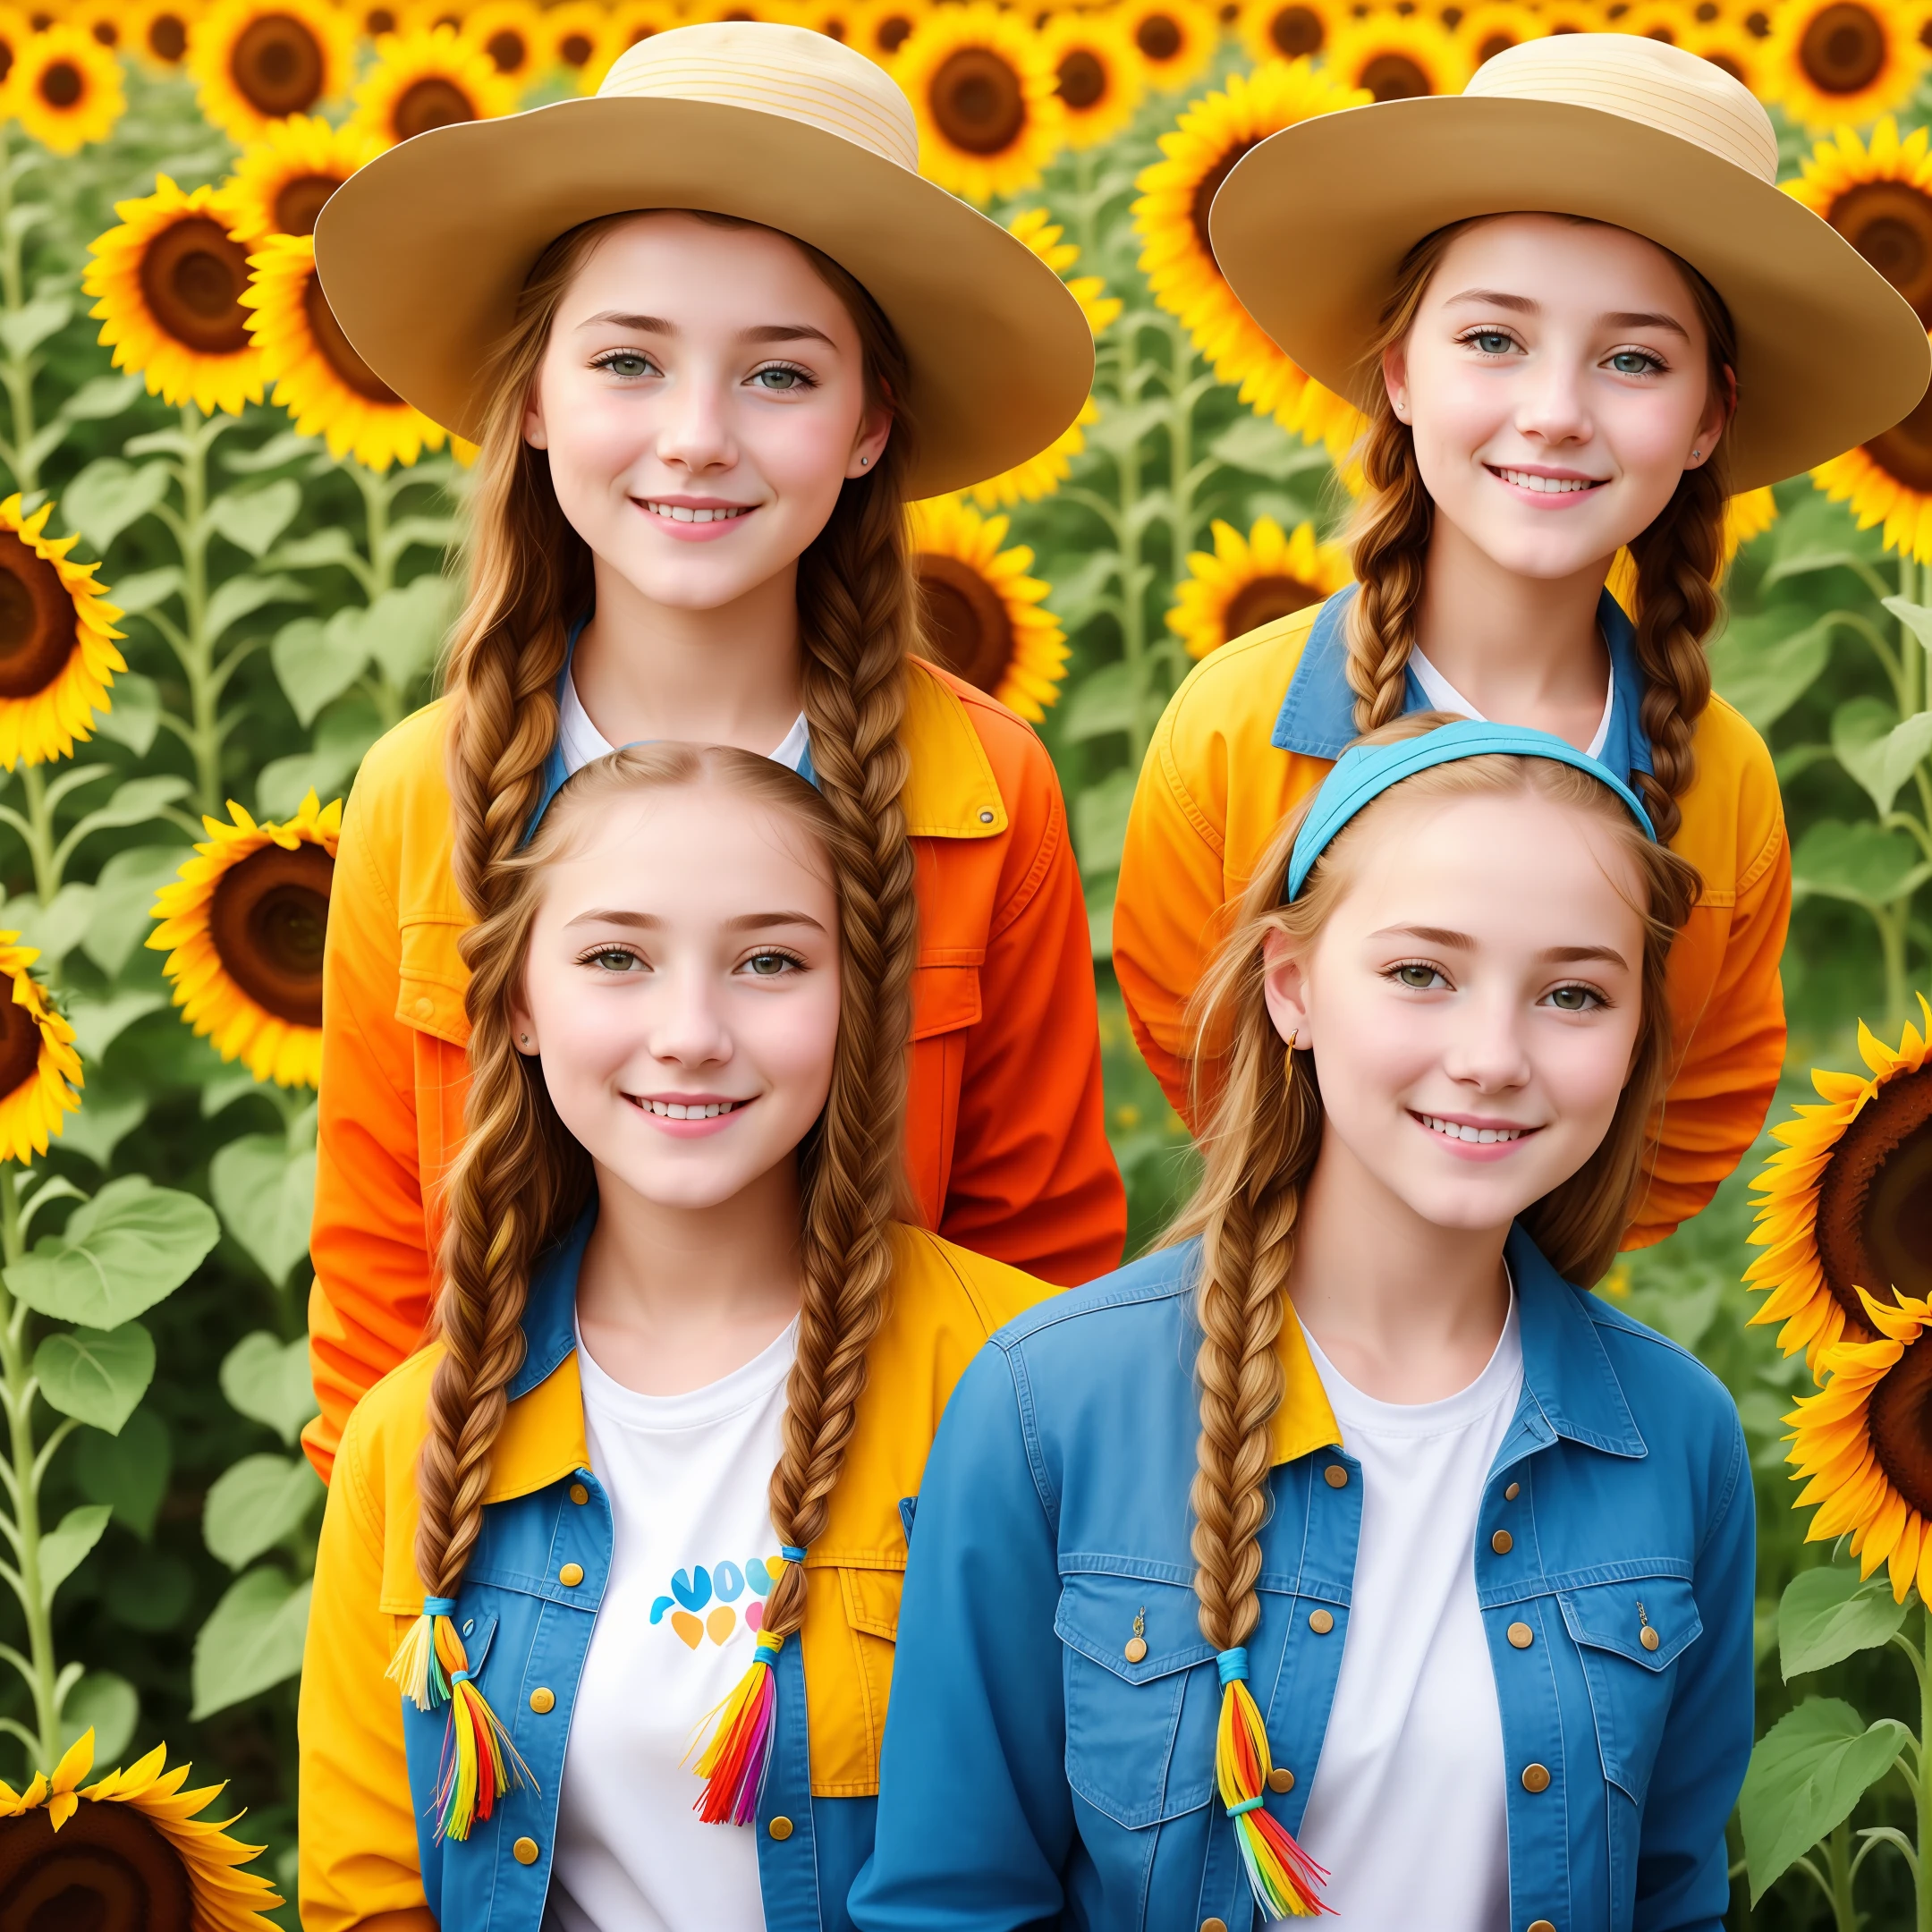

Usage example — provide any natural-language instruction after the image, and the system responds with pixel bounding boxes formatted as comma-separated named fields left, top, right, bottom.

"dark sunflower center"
left=1478, top=28, right=1520, bottom=58
left=1189, top=137, right=1259, bottom=261
left=1817, top=1063, right=1932, bottom=1327
left=138, top=216, right=252, bottom=357
left=0, top=533, right=79, bottom=703
left=1135, top=11, right=1182, bottom=57
left=918, top=555, right=1014, bottom=697
left=1056, top=48, right=1106, bottom=108
left=1800, top=0, right=1886, bottom=91
left=1697, top=1, right=1720, bottom=15
left=1704, top=49, right=1748, bottom=80
left=393, top=77, right=477, bottom=140
left=822, top=15, right=850, bottom=39
left=1864, top=385, right=1932, bottom=493
left=1360, top=50, right=1431, bottom=97
left=0, top=995, right=41, bottom=1109
left=365, top=6, right=397, bottom=31
left=148, top=12, right=188, bottom=60
left=1744, top=6, right=1771, bottom=30
left=272, top=170, right=343, bottom=238
left=0, top=1792, right=192, bottom=1931
left=485, top=27, right=528, bottom=71
left=1442, top=5, right=1464, bottom=24
left=1867, top=1326, right=1932, bottom=1516
left=1269, top=4, right=1326, bottom=54
left=0, top=39, right=13, bottom=83
left=302, top=271, right=399, bottom=404
left=876, top=12, right=914, bottom=50
left=231, top=13, right=326, bottom=116
left=1923, top=13, right=1932, bottom=49
left=558, top=30, right=596, bottom=65
left=1224, top=573, right=1325, bottom=640
left=1829, top=180, right=1932, bottom=326
left=38, top=61, right=81, bottom=108
left=89, top=18, right=117, bottom=46
left=929, top=47, right=1026, bottom=155
left=209, top=843, right=335, bottom=1029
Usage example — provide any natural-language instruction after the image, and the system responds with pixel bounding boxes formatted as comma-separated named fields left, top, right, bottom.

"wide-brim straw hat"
left=312, top=21, right=1094, bottom=499
left=1209, top=35, right=1931, bottom=491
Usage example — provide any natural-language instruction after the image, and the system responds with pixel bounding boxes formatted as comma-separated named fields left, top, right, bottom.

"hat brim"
left=312, top=95, right=1096, bottom=500
left=1209, top=94, right=1932, bottom=491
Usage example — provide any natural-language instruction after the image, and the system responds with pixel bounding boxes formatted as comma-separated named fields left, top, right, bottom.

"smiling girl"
left=1115, top=34, right=1931, bottom=1250
left=855, top=718, right=1747, bottom=1932
left=298, top=23, right=1122, bottom=1481
left=299, top=745, right=1047, bottom=1932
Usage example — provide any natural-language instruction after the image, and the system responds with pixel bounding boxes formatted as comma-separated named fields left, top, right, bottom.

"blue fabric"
left=1286, top=718, right=1657, bottom=898
left=405, top=1208, right=877, bottom=1932
left=1269, top=584, right=1657, bottom=784
left=852, top=1228, right=1754, bottom=1932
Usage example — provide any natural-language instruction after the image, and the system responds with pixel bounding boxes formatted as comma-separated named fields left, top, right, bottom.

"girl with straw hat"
left=1114, top=33, right=1932, bottom=1256
left=298, top=20, right=1125, bottom=1491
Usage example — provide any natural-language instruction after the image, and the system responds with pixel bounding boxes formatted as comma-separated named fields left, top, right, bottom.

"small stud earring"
left=1690, top=448, right=1700, bottom=462
left=860, top=454, right=869, bottom=467
left=519, top=1033, right=531, bottom=1047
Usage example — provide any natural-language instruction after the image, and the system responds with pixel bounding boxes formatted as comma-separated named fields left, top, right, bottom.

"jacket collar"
left=1269, top=585, right=1655, bottom=783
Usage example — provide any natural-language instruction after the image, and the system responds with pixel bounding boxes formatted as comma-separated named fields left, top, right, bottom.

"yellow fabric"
left=1271, top=1306, right=1343, bottom=1469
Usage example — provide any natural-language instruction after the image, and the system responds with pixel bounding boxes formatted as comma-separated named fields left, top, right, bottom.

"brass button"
left=1324, top=1464, right=1348, bottom=1488
left=1507, top=1622, right=1533, bottom=1649
left=1308, top=1608, right=1334, bottom=1634
left=569, top=1483, right=589, bottom=1505
left=769, top=1816, right=794, bottom=1841
left=414, top=996, right=434, bottom=1019
left=1504, top=1481, right=1521, bottom=1501
left=1528, top=1920, right=1556, bottom=1932
left=1491, top=1530, right=1513, bottom=1555
left=1640, top=1625, right=1661, bottom=1652
left=512, top=1837, right=539, bottom=1866
left=559, top=1563, right=584, bottom=1587
left=1267, top=1767, right=1294, bottom=1792
left=529, top=1687, right=555, bottom=1714
left=1521, top=1763, right=1551, bottom=1793
left=1201, top=1920, right=1229, bottom=1932
left=1123, top=1636, right=1148, bottom=1663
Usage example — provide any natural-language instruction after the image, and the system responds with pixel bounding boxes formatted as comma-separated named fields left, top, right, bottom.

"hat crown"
left=1466, top=33, right=1777, bottom=183
left=596, top=21, right=919, bottom=174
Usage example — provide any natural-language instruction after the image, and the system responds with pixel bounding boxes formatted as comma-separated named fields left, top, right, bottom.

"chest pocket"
left=397, top=916, right=470, bottom=1046
left=805, top=1561, right=904, bottom=1796
left=1055, top=1571, right=1217, bottom=1829
left=1558, top=1572, right=1702, bottom=1805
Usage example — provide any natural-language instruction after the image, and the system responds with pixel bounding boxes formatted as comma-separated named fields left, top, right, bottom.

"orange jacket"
left=304, top=659, right=1123, bottom=1481
left=1114, top=595, right=1790, bottom=1252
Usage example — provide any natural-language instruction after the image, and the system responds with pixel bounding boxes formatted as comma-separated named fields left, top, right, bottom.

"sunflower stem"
left=175, top=404, right=224, bottom=815
left=0, top=121, right=42, bottom=497
left=12, top=764, right=55, bottom=904
left=1825, top=1818, right=1860, bottom=1932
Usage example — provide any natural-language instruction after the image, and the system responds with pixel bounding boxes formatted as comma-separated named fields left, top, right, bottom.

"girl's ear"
left=1260, top=926, right=1314, bottom=1054
left=1686, top=363, right=1734, bottom=471
left=523, top=389, right=549, bottom=453
left=509, top=990, right=539, bottom=1056
left=1381, top=340, right=1411, bottom=426
left=847, top=401, right=893, bottom=480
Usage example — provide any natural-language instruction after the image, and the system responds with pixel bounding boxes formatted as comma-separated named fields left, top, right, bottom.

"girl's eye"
left=741, top=949, right=802, bottom=977
left=588, top=947, right=644, bottom=973
left=592, top=351, right=657, bottom=380
left=1545, top=984, right=1604, bottom=1013
left=1393, top=962, right=1448, bottom=990
left=1607, top=349, right=1663, bottom=377
left=1463, top=329, right=1517, bottom=356
left=750, top=363, right=814, bottom=393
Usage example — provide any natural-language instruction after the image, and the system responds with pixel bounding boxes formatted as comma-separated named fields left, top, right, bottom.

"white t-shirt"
left=557, top=665, right=811, bottom=777
left=544, top=1318, right=798, bottom=1932
left=1410, top=648, right=1613, bottom=762
left=1294, top=1293, right=1524, bottom=1932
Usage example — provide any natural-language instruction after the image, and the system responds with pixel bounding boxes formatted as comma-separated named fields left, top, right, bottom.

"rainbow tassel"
left=386, top=1596, right=535, bottom=1843
left=1215, top=1648, right=1330, bottom=1919
left=689, top=1632, right=783, bottom=1824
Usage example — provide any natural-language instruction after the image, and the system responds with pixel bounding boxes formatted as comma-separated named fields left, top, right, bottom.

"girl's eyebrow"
left=572, top=310, right=836, bottom=349
left=1370, top=926, right=1629, bottom=969
left=1440, top=290, right=1689, bottom=339
left=560, top=908, right=827, bottom=933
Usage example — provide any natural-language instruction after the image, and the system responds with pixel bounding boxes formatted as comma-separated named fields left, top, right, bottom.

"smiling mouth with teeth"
left=642, top=502, right=752, bottom=523
left=1490, top=468, right=1602, bottom=496
left=635, top=1097, right=742, bottom=1119
left=1416, top=1113, right=1530, bottom=1145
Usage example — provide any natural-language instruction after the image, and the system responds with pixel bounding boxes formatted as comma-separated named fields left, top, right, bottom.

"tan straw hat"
left=311, top=21, right=1094, bottom=498
left=1208, top=34, right=1932, bottom=491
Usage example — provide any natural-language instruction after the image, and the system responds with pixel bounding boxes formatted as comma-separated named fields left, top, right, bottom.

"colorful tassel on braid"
left=687, top=1546, right=804, bottom=1825
left=1215, top=1647, right=1330, bottom=1919
left=386, top=1595, right=535, bottom=1842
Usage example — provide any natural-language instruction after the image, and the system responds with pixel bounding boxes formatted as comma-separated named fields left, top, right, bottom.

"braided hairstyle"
left=1343, top=216, right=1737, bottom=844
left=1165, top=717, right=1699, bottom=1656
left=415, top=744, right=910, bottom=1632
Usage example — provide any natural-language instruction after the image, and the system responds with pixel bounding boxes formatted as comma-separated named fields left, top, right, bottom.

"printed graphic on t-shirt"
left=648, top=1552, right=784, bottom=1649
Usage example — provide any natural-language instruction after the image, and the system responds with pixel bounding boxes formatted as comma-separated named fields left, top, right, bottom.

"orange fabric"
left=1114, top=601, right=1790, bottom=1254
left=304, top=660, right=1123, bottom=1481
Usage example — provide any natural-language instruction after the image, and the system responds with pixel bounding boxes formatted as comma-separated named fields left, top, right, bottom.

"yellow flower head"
left=84, top=177, right=265, bottom=418
left=852, top=0, right=928, bottom=64
left=225, top=112, right=383, bottom=244
left=1326, top=11, right=1474, bottom=97
left=1167, top=515, right=1352, bottom=658
left=895, top=4, right=1066, bottom=203
left=1454, top=0, right=1546, bottom=64
left=1238, top=0, right=1343, bottom=66
left=1118, top=0, right=1216, bottom=89
left=129, top=0, right=196, bottom=68
left=0, top=8, right=32, bottom=87
left=1042, top=11, right=1147, bottom=149
left=189, top=0, right=359, bottom=143
left=1683, top=15, right=1770, bottom=87
left=351, top=22, right=518, bottom=147
left=0, top=932, right=79, bottom=1164
left=148, top=791, right=343, bottom=1089
left=906, top=496, right=1069, bottom=723
left=1724, top=484, right=1779, bottom=555
left=461, top=0, right=547, bottom=84
left=68, top=2, right=131, bottom=56
left=11, top=24, right=124, bottom=155
left=0, top=493, right=124, bottom=768
left=1134, top=61, right=1368, bottom=453
left=1765, top=0, right=1926, bottom=129
left=541, top=0, right=615, bottom=88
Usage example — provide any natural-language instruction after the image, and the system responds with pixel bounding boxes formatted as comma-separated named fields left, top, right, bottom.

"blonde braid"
left=1343, top=408, right=1435, bottom=739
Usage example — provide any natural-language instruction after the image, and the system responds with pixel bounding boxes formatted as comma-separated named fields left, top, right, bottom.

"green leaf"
left=270, top=612, right=367, bottom=728
left=1792, top=819, right=1922, bottom=909
left=220, top=1331, right=318, bottom=1446
left=39, top=1504, right=111, bottom=1605
left=64, top=990, right=167, bottom=1063
left=1045, top=549, right=1121, bottom=627
left=203, top=1453, right=322, bottom=1570
left=208, top=480, right=301, bottom=560
left=1778, top=1563, right=1911, bottom=1679
left=4, top=1175, right=218, bottom=1328
left=79, top=774, right=191, bottom=838
left=269, top=528, right=360, bottom=572
left=0, top=293, right=70, bottom=360
left=61, top=1669, right=139, bottom=1764
left=1074, top=767, right=1137, bottom=879
left=200, top=1066, right=266, bottom=1120
left=84, top=844, right=188, bottom=978
left=191, top=1567, right=311, bottom=1717
left=91, top=672, right=159, bottom=757
left=255, top=699, right=379, bottom=819
left=63, top=459, right=170, bottom=553
left=35, top=1321, right=156, bottom=1434
left=8, top=881, right=97, bottom=968
left=106, top=1548, right=191, bottom=1630
left=205, top=571, right=308, bottom=642
left=108, top=566, right=183, bottom=618
left=57, top=374, right=141, bottom=424
left=1707, top=613, right=1833, bottom=732
left=209, top=1133, right=316, bottom=1286
left=73, top=1409, right=171, bottom=1538
left=56, top=1077, right=148, bottom=1172
left=1883, top=595, right=1932, bottom=657
left=1832, top=697, right=1932, bottom=816
left=1208, top=415, right=1332, bottom=484
left=1761, top=493, right=1885, bottom=587
left=1740, top=1698, right=1910, bottom=1901
left=1061, top=662, right=1139, bottom=744
left=385, top=514, right=461, bottom=558
left=362, top=575, right=452, bottom=689
left=222, top=428, right=319, bottom=474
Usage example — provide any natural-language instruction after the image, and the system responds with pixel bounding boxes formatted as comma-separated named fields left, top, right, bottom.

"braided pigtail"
left=1343, top=405, right=1435, bottom=737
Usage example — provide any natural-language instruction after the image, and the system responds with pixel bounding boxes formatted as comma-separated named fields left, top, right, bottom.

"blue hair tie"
left=450, top=1668, right=471, bottom=1685
left=1216, top=1646, right=1250, bottom=1685
left=422, top=1595, right=457, bottom=1616
left=780, top=1545, right=809, bottom=1563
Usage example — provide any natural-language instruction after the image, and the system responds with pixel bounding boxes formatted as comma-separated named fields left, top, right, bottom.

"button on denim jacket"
left=852, top=1225, right=1755, bottom=1932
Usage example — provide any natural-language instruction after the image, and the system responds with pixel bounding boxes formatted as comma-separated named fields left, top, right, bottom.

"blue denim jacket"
left=852, top=1226, right=1754, bottom=1932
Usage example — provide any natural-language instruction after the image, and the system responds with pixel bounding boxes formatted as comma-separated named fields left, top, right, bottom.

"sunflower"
left=404, top=0, right=471, bottom=28
left=68, top=0, right=123, bottom=49
left=148, top=791, right=342, bottom=1089
left=895, top=4, right=1064, bottom=202
left=130, top=0, right=195, bottom=66
left=11, top=25, right=123, bottom=153
left=0, top=6, right=30, bottom=87
left=0, top=1730, right=283, bottom=1929
left=1536, top=0, right=1606, bottom=30
left=0, top=493, right=123, bottom=770
left=540, top=0, right=614, bottom=85
left=907, top=496, right=1068, bottom=722
left=1118, top=0, right=1216, bottom=88
left=225, top=114, right=380, bottom=245
left=1134, top=62, right=1368, bottom=451
left=1614, top=0, right=1683, bottom=33
left=0, top=936, right=79, bottom=1164
left=1725, top=483, right=1779, bottom=555
left=1454, top=0, right=1544, bottom=64
left=1683, top=15, right=1767, bottom=81
left=189, top=0, right=358, bottom=142
left=461, top=0, right=545, bottom=78
left=853, top=0, right=926, bottom=60
left=1326, top=12, right=1472, bottom=96
left=1166, top=515, right=1352, bottom=658
left=1764, top=0, right=1924, bottom=129
left=350, top=1, right=403, bottom=33
left=351, top=24, right=516, bottom=147
left=85, top=178, right=264, bottom=418
left=1238, top=0, right=1343, bottom=63
left=794, top=0, right=860, bottom=38
left=1042, top=12, right=1145, bottom=147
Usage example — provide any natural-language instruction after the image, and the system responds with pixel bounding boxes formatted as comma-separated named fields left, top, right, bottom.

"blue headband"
left=1284, top=720, right=1657, bottom=901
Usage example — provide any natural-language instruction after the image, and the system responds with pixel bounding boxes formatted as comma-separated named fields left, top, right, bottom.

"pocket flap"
left=453, top=1609, right=497, bottom=1680
left=837, top=1563, right=905, bottom=1643
left=911, top=962, right=981, bottom=1043
left=1558, top=1573, right=1701, bottom=1672
left=1055, top=1571, right=1215, bottom=1685
left=397, top=917, right=470, bottom=1046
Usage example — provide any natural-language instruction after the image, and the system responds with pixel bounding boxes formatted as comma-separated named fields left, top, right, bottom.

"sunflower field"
left=0, top=0, right=1921, bottom=1919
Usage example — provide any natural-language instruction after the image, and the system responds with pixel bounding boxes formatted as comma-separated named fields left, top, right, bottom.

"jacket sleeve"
left=1634, top=1413, right=1755, bottom=1932
left=849, top=1343, right=1073, bottom=1930
left=938, top=726, right=1125, bottom=1286
left=298, top=1411, right=435, bottom=1932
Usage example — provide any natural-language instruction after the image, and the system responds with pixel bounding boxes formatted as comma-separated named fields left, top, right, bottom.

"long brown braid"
left=1165, top=718, right=1699, bottom=1653
left=415, top=744, right=910, bottom=1624
left=1342, top=217, right=1736, bottom=845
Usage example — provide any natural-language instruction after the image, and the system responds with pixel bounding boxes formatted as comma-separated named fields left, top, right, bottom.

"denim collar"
left=1504, top=1224, right=1646, bottom=1460
left=507, top=1202, right=597, bottom=1400
left=1270, top=584, right=1654, bottom=783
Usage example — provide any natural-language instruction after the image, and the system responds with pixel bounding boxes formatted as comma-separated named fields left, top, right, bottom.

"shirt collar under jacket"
left=1268, top=583, right=1657, bottom=784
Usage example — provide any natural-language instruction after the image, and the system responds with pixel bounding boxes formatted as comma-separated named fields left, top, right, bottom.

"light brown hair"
left=1167, top=718, right=1700, bottom=1653
left=1343, top=215, right=1736, bottom=846
left=412, top=745, right=909, bottom=1652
